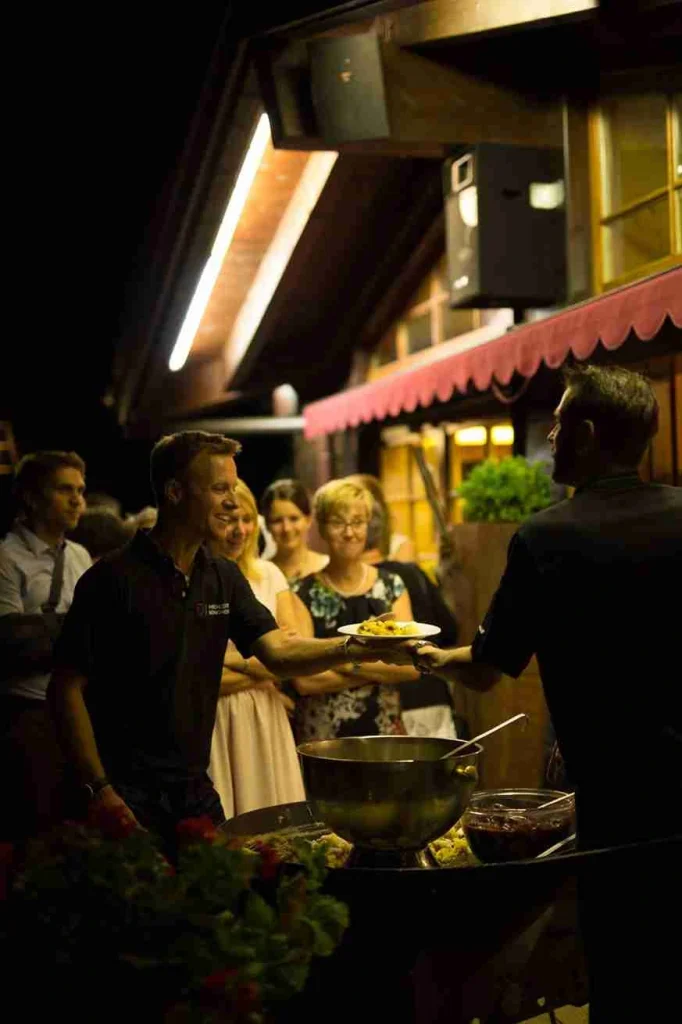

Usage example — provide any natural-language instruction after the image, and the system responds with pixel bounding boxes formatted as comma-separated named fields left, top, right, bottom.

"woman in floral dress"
left=292, top=480, right=422, bottom=741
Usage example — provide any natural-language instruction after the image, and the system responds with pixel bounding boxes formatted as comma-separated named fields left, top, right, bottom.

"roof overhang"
left=303, top=266, right=682, bottom=437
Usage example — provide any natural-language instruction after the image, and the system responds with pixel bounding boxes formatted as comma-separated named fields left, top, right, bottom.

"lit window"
left=454, top=426, right=487, bottom=446
left=595, top=93, right=681, bottom=289
left=491, top=424, right=514, bottom=446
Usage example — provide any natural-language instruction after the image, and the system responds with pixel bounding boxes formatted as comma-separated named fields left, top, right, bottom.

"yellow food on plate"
left=313, top=826, right=475, bottom=869
left=429, top=825, right=477, bottom=868
left=357, top=617, right=415, bottom=636
left=312, top=832, right=353, bottom=868
left=240, top=823, right=476, bottom=870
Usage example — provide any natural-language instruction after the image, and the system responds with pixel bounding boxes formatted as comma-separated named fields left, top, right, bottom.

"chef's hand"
left=405, top=641, right=449, bottom=675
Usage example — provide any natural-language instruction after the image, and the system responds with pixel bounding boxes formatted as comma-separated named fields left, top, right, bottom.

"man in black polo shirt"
left=48, top=432, right=384, bottom=838
left=396, top=363, right=681, bottom=1017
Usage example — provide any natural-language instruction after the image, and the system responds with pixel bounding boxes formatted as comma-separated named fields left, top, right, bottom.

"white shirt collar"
left=13, top=522, right=65, bottom=558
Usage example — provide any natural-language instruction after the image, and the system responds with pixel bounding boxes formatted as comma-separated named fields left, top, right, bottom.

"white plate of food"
left=338, top=619, right=441, bottom=641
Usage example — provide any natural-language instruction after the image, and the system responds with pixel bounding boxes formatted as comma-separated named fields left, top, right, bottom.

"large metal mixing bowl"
left=298, top=735, right=482, bottom=866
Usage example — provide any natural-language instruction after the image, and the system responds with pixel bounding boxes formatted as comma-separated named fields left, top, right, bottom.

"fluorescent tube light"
left=169, top=113, right=271, bottom=372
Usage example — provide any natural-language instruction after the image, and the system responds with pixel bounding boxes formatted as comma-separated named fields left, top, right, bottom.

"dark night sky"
left=4, top=3, right=343, bottom=515
left=4, top=5, right=234, bottom=510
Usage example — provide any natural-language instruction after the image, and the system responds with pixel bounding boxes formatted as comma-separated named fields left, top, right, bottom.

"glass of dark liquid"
left=462, top=789, right=575, bottom=862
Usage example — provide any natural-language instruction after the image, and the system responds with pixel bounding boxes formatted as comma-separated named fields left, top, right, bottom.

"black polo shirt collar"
left=131, top=528, right=214, bottom=580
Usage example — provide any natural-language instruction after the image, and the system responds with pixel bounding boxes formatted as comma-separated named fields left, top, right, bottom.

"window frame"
left=590, top=92, right=682, bottom=293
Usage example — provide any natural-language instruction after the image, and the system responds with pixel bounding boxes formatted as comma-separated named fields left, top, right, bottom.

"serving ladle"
left=536, top=832, right=577, bottom=858
left=538, top=791, right=575, bottom=811
left=439, top=713, right=528, bottom=759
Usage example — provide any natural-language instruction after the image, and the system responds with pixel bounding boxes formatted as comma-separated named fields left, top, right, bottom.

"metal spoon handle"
left=444, top=713, right=528, bottom=758
left=538, top=791, right=575, bottom=811
left=536, top=832, right=577, bottom=859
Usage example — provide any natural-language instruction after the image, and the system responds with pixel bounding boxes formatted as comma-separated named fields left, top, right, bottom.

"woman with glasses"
left=346, top=474, right=415, bottom=563
left=292, top=480, right=422, bottom=741
left=207, top=480, right=305, bottom=819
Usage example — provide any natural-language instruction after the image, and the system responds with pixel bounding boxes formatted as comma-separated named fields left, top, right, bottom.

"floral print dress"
left=292, top=570, right=406, bottom=742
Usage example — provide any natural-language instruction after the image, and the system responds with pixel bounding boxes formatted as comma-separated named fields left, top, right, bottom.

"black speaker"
left=309, top=32, right=390, bottom=144
left=444, top=143, right=567, bottom=309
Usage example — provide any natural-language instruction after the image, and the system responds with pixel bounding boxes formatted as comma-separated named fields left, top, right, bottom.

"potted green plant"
left=458, top=456, right=553, bottom=523
left=0, top=807, right=348, bottom=1024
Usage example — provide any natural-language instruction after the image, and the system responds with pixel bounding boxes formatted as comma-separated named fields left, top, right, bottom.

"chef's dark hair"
left=561, top=363, right=658, bottom=466
left=150, top=431, right=241, bottom=507
left=260, top=479, right=312, bottom=519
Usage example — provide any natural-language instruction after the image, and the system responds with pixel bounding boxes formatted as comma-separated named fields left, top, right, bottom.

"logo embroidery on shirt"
left=196, top=602, right=230, bottom=617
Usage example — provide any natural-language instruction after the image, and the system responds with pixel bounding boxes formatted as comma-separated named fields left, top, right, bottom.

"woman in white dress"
left=208, top=479, right=305, bottom=820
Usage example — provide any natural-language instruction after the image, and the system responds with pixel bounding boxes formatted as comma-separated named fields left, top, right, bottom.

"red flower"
left=201, top=967, right=238, bottom=995
left=0, top=842, right=14, bottom=901
left=88, top=802, right=138, bottom=841
left=176, top=816, right=218, bottom=845
left=234, top=981, right=260, bottom=1014
left=250, top=841, right=281, bottom=881
left=200, top=971, right=260, bottom=1016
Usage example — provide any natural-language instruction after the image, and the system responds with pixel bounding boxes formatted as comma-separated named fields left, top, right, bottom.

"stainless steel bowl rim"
left=297, top=736, right=483, bottom=763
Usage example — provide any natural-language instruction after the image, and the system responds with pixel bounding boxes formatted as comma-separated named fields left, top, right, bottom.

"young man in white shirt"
left=0, top=450, right=91, bottom=838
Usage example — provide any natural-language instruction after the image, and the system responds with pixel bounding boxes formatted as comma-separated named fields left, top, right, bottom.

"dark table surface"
left=222, top=803, right=681, bottom=1023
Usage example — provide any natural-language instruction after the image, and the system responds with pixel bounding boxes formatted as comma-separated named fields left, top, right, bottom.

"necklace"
left=321, top=562, right=370, bottom=597
left=281, top=549, right=313, bottom=581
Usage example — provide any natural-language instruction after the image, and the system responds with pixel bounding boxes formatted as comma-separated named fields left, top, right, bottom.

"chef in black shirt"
left=392, top=363, right=681, bottom=1018
left=401, top=363, right=682, bottom=846
left=48, top=432, right=385, bottom=838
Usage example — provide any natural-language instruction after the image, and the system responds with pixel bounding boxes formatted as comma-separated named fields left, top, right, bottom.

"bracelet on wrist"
left=84, top=776, right=111, bottom=801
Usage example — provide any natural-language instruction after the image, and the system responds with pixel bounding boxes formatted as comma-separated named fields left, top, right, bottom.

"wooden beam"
left=379, top=0, right=599, bottom=48
left=380, top=42, right=562, bottom=148
left=257, top=36, right=563, bottom=154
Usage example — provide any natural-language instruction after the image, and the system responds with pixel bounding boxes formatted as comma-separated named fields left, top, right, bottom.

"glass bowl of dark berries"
left=462, top=789, right=575, bottom=863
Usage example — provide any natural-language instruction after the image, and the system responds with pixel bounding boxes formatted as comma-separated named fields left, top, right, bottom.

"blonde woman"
left=292, top=479, right=423, bottom=741
left=346, top=474, right=415, bottom=562
left=208, top=480, right=305, bottom=819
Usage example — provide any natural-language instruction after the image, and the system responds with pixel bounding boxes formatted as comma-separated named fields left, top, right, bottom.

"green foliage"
left=1, top=820, right=348, bottom=1023
left=459, top=456, right=553, bottom=523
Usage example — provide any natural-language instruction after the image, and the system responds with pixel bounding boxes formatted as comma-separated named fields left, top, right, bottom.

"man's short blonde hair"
left=313, top=479, right=373, bottom=527
left=150, top=431, right=241, bottom=507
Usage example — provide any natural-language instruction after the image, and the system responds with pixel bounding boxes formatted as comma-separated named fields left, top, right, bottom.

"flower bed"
left=0, top=806, right=348, bottom=1023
